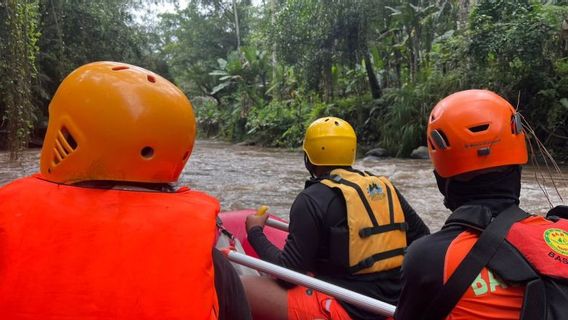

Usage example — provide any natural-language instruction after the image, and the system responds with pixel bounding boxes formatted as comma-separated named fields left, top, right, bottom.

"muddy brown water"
left=1, top=139, right=566, bottom=231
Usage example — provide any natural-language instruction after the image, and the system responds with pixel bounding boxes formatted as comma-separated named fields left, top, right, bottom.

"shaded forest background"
left=1, top=0, right=568, bottom=160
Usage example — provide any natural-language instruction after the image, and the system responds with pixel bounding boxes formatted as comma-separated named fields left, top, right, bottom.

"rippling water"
left=1, top=140, right=566, bottom=231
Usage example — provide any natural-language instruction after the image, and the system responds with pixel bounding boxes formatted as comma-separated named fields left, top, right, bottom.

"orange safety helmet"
left=427, top=89, right=527, bottom=178
left=303, top=117, right=357, bottom=166
left=40, top=61, right=196, bottom=184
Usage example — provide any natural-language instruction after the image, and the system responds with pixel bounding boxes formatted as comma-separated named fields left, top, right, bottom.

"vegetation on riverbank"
left=1, top=0, right=568, bottom=160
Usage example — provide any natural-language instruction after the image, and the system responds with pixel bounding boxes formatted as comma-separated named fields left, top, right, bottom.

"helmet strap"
left=304, top=153, right=317, bottom=179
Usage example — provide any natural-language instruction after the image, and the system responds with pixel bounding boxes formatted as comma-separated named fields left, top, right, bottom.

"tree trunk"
left=458, top=0, right=473, bottom=30
left=232, top=0, right=241, bottom=50
left=407, top=27, right=416, bottom=84
left=271, top=0, right=277, bottom=79
left=322, top=56, right=334, bottom=102
left=321, top=34, right=334, bottom=102
left=394, top=47, right=402, bottom=88
left=363, top=48, right=381, bottom=99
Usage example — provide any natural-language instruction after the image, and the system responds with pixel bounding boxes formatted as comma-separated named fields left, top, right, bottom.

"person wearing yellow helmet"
left=0, top=62, right=250, bottom=320
left=395, top=90, right=568, bottom=320
left=243, top=117, right=430, bottom=319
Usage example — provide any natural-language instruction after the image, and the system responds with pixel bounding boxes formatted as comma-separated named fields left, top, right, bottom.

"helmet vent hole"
left=334, top=121, right=339, bottom=126
left=428, top=138, right=436, bottom=150
left=324, top=118, right=330, bottom=122
left=112, top=66, right=129, bottom=71
left=52, top=126, right=77, bottom=166
left=61, top=127, right=77, bottom=150
left=141, top=146, right=154, bottom=159
left=469, top=124, right=489, bottom=133
left=321, top=146, right=325, bottom=150
left=431, top=130, right=449, bottom=150
left=430, top=114, right=436, bottom=122
left=147, top=75, right=156, bottom=83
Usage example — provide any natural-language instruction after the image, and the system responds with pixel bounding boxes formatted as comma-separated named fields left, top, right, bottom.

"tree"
left=159, top=0, right=252, bottom=97
left=0, top=0, right=40, bottom=159
left=37, top=0, right=154, bottom=102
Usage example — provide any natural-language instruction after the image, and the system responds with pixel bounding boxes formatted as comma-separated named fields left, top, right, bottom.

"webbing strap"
left=423, top=206, right=529, bottom=320
left=359, top=222, right=408, bottom=238
left=349, top=247, right=406, bottom=274
left=383, top=178, right=395, bottom=224
left=328, top=174, right=379, bottom=227
left=216, top=216, right=236, bottom=246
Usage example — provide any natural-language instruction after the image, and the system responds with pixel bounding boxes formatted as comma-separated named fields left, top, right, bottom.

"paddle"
left=222, top=249, right=396, bottom=317
left=256, top=205, right=290, bottom=232
left=266, top=218, right=289, bottom=232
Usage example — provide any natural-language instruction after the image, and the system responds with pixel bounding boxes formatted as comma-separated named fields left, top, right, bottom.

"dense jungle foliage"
left=1, top=0, right=568, bottom=160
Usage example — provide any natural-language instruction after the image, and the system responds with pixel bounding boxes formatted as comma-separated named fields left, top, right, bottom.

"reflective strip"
left=324, top=298, right=333, bottom=312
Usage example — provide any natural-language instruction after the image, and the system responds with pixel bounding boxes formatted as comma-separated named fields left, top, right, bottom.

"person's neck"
left=314, top=166, right=351, bottom=178
left=437, top=166, right=522, bottom=213
left=72, top=180, right=175, bottom=192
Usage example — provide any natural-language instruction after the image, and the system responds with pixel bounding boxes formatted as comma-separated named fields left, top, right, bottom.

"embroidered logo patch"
left=367, top=182, right=384, bottom=200
left=544, top=228, right=568, bottom=256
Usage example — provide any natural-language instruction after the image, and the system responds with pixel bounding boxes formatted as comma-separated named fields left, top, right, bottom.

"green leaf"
left=217, top=58, right=227, bottom=69
left=209, top=70, right=228, bottom=76
left=210, top=82, right=231, bottom=95
left=560, top=98, right=568, bottom=110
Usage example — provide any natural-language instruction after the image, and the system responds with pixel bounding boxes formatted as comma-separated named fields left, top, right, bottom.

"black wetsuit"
left=248, top=170, right=430, bottom=319
left=213, top=248, right=252, bottom=320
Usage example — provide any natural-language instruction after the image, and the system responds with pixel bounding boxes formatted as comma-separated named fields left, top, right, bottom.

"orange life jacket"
left=0, top=174, right=220, bottom=320
left=444, top=215, right=567, bottom=320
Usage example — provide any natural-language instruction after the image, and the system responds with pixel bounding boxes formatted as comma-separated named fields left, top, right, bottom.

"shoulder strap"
left=424, top=205, right=529, bottom=320
left=325, top=173, right=381, bottom=227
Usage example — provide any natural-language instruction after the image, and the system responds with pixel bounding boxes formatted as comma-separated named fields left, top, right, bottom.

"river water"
left=1, top=139, right=566, bottom=231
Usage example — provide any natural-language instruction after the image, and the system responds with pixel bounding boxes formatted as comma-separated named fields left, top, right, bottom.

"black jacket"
left=248, top=171, right=430, bottom=319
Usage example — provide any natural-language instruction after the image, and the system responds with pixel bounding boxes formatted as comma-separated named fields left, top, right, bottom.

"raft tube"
left=218, top=209, right=287, bottom=258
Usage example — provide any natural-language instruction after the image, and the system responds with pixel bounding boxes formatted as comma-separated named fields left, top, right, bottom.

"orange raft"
left=218, top=209, right=288, bottom=257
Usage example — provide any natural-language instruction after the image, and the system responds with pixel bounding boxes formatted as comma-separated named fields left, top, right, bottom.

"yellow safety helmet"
left=303, top=117, right=357, bottom=166
left=40, top=61, right=196, bottom=184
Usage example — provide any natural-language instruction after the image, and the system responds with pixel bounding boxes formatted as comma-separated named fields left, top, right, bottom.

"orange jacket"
left=0, top=174, right=220, bottom=319
left=443, top=216, right=564, bottom=320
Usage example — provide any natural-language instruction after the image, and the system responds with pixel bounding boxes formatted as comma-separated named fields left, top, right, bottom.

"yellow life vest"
left=321, top=169, right=407, bottom=274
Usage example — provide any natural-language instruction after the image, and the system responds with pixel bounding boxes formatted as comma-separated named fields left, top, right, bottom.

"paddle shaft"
left=223, top=250, right=396, bottom=317
left=265, top=217, right=289, bottom=232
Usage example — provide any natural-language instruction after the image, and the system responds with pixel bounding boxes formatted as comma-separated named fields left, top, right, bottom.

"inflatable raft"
left=216, top=209, right=397, bottom=317
left=217, top=209, right=287, bottom=257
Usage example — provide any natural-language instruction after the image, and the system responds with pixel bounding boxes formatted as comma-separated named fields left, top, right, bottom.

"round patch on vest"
left=544, top=228, right=568, bottom=256
left=367, top=182, right=384, bottom=200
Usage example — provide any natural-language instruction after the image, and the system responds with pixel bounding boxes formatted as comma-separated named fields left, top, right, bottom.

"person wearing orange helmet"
left=395, top=90, right=568, bottom=319
left=243, top=117, right=430, bottom=320
left=0, top=61, right=251, bottom=320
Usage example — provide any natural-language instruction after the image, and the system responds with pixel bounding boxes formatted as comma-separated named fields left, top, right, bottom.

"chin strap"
left=304, top=153, right=317, bottom=179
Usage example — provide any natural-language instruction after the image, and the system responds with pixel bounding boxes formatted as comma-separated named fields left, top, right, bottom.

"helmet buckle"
left=477, top=147, right=491, bottom=157
left=512, top=113, right=523, bottom=135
